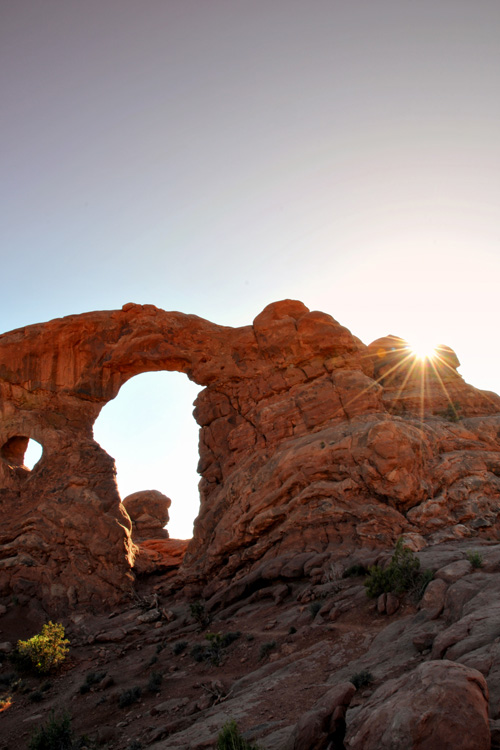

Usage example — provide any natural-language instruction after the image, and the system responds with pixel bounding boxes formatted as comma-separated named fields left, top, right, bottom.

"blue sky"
left=4, top=1, right=500, bottom=536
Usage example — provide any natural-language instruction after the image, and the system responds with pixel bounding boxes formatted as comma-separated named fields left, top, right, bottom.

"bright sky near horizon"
left=3, top=1, right=500, bottom=537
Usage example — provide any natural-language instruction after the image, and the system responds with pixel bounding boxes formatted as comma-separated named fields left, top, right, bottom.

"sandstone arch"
left=1, top=300, right=499, bottom=612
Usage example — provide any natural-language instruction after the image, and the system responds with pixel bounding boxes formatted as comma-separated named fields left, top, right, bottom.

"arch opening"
left=93, top=371, right=202, bottom=540
left=1, top=436, right=43, bottom=470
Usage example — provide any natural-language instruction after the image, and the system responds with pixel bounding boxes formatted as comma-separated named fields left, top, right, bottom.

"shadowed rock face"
left=1, top=300, right=499, bottom=611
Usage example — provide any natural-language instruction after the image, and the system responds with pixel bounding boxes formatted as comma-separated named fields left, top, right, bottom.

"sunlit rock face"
left=0, top=300, right=499, bottom=611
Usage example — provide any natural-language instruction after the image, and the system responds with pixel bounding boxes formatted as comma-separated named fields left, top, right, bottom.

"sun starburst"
left=408, top=340, right=438, bottom=361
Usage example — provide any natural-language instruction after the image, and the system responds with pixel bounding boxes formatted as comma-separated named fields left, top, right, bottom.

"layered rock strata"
left=0, top=300, right=499, bottom=610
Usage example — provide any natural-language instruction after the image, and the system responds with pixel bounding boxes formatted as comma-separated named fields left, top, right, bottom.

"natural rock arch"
left=1, top=300, right=499, bottom=612
left=93, top=369, right=202, bottom=539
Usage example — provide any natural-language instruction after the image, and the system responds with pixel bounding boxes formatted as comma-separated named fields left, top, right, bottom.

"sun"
left=407, top=338, right=438, bottom=361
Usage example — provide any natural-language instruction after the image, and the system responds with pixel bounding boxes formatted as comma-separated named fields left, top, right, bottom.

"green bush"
left=29, top=711, right=73, bottom=750
left=259, top=641, right=276, bottom=661
left=189, top=601, right=209, bottom=627
left=79, top=671, right=106, bottom=694
left=350, top=669, right=373, bottom=689
left=216, top=720, right=260, bottom=750
left=118, top=686, right=142, bottom=708
left=172, top=640, right=188, bottom=655
left=189, top=632, right=241, bottom=666
left=365, top=538, right=432, bottom=600
left=467, top=550, right=484, bottom=569
left=439, top=402, right=462, bottom=422
left=147, top=671, right=163, bottom=692
left=17, top=622, right=70, bottom=674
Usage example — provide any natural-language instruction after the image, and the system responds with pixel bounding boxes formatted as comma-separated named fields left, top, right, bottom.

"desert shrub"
left=172, top=640, right=188, bottom=655
left=29, top=689, right=44, bottom=702
left=79, top=670, right=106, bottom=694
left=350, top=669, right=373, bottom=689
left=467, top=550, right=484, bottom=569
left=147, top=671, right=163, bottom=692
left=190, top=643, right=208, bottom=663
left=365, top=538, right=433, bottom=600
left=309, top=602, right=321, bottom=618
left=343, top=564, right=368, bottom=578
left=220, top=631, right=241, bottom=647
left=189, top=601, right=208, bottom=627
left=216, top=720, right=260, bottom=750
left=190, top=632, right=241, bottom=666
left=29, top=711, right=73, bottom=750
left=439, top=402, right=462, bottom=422
left=0, top=672, right=16, bottom=687
left=118, top=686, right=142, bottom=708
left=259, top=641, right=276, bottom=660
left=17, top=621, right=70, bottom=674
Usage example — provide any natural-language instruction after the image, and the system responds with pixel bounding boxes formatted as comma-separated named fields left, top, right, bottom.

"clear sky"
left=3, top=1, right=500, bottom=537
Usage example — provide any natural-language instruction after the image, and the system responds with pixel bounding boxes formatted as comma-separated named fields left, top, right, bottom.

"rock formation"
left=1, top=300, right=499, bottom=611
left=345, top=660, right=490, bottom=749
left=122, top=490, right=171, bottom=542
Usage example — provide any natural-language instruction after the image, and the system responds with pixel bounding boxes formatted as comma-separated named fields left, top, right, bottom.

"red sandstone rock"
left=122, top=490, right=171, bottom=541
left=132, top=539, right=189, bottom=575
left=1, top=299, right=500, bottom=610
left=284, top=681, right=356, bottom=749
left=345, top=660, right=490, bottom=750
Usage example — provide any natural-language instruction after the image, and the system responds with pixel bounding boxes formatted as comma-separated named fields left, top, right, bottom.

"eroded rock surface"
left=345, top=660, right=490, bottom=750
left=1, top=300, right=499, bottom=610
left=122, top=490, right=171, bottom=541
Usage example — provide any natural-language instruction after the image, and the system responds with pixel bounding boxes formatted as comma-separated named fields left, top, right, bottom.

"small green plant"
left=190, top=643, right=207, bottom=663
left=17, top=621, right=70, bottom=674
left=0, top=672, right=16, bottom=687
left=29, top=711, right=73, bottom=750
left=189, top=632, right=241, bottom=666
left=79, top=671, right=106, bottom=694
left=189, top=601, right=209, bottom=627
left=259, top=640, right=276, bottom=661
left=118, top=686, right=142, bottom=708
left=147, top=671, right=163, bottom=692
left=220, top=631, right=241, bottom=647
left=216, top=720, right=260, bottom=750
left=364, top=538, right=432, bottom=600
left=172, top=640, right=188, bottom=655
left=439, top=402, right=462, bottom=422
left=309, top=602, right=321, bottom=619
left=343, top=564, right=368, bottom=578
left=467, top=550, right=484, bottom=569
left=350, top=669, right=373, bottom=690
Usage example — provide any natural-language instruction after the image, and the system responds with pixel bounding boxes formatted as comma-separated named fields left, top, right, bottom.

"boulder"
left=122, top=489, right=171, bottom=541
left=345, top=660, right=490, bottom=750
left=284, top=682, right=356, bottom=750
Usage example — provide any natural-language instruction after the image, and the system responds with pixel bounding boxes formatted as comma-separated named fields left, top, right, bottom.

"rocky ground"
left=2, top=537, right=500, bottom=750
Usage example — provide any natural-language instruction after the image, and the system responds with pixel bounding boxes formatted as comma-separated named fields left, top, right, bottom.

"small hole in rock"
left=1, top=436, right=43, bottom=469
left=24, top=439, right=43, bottom=469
